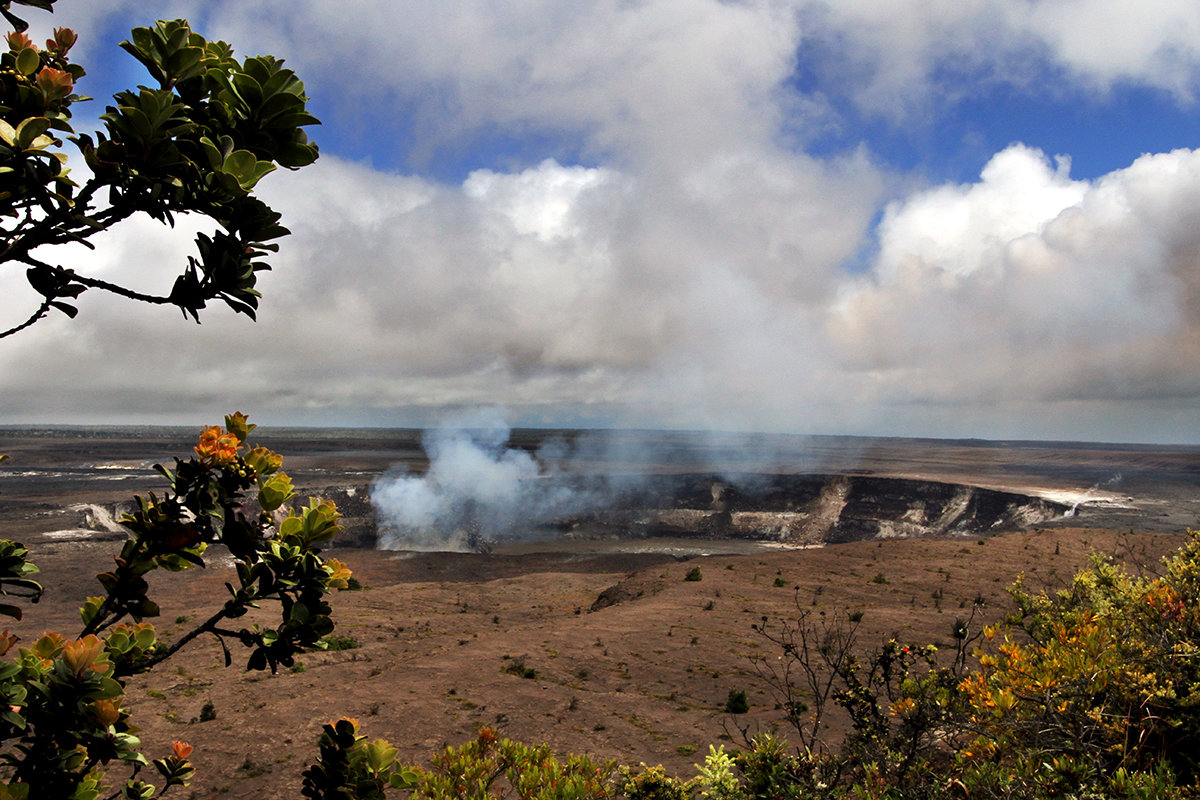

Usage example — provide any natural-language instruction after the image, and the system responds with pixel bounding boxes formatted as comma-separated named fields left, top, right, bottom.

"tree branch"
left=0, top=298, right=53, bottom=339
left=73, top=273, right=173, bottom=305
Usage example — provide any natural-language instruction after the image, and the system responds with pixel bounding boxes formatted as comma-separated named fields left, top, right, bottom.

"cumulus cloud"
left=832, top=145, right=1200, bottom=437
left=7, top=1, right=1200, bottom=442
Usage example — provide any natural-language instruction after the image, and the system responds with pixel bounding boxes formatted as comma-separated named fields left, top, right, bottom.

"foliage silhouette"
left=0, top=414, right=352, bottom=798
left=0, top=0, right=319, bottom=337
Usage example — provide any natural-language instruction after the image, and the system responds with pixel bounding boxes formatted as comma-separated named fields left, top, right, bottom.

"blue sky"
left=5, top=0, right=1200, bottom=443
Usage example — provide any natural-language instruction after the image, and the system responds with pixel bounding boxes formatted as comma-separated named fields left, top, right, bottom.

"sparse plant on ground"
left=501, top=654, right=538, bottom=679
left=685, top=567, right=702, bottom=582
left=320, top=634, right=360, bottom=652
left=723, top=690, right=748, bottom=715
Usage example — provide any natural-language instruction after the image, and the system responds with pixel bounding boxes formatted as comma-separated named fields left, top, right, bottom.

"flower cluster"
left=194, top=424, right=241, bottom=466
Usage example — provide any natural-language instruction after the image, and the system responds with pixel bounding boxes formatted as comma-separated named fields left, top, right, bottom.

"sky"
left=4, top=0, right=1200, bottom=443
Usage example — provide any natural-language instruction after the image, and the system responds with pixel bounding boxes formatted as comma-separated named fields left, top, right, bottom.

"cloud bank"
left=6, top=1, right=1200, bottom=443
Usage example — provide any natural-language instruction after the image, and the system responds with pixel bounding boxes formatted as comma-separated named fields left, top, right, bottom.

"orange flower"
left=93, top=699, right=120, bottom=727
left=5, top=31, right=34, bottom=52
left=47, top=27, right=76, bottom=56
left=194, top=426, right=240, bottom=466
left=35, top=66, right=73, bottom=102
left=61, top=635, right=107, bottom=679
left=172, top=741, right=194, bottom=760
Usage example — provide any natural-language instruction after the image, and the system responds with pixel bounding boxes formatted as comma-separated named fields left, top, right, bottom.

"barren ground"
left=1, top=428, right=1198, bottom=799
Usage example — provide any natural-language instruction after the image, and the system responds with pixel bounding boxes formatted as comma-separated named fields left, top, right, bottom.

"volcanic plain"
left=1, top=427, right=1198, bottom=799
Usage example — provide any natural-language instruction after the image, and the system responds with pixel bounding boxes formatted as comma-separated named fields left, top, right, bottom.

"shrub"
left=618, top=763, right=694, bottom=800
left=685, top=567, right=703, bottom=582
left=321, top=634, right=361, bottom=652
left=740, top=532, right=1200, bottom=799
left=0, top=414, right=350, bottom=797
left=305, top=725, right=616, bottom=800
left=501, top=655, right=538, bottom=679
left=695, top=745, right=743, bottom=800
left=199, top=699, right=217, bottom=722
left=954, top=532, right=1200, bottom=796
left=733, top=734, right=811, bottom=800
left=723, top=690, right=749, bottom=714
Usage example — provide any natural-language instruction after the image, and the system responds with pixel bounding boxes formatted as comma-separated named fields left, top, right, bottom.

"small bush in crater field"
left=724, top=690, right=749, bottom=714
left=685, top=567, right=703, bottom=582
left=199, top=700, right=217, bottom=722
left=773, top=577, right=786, bottom=587
left=502, top=655, right=538, bottom=679
left=320, top=634, right=360, bottom=651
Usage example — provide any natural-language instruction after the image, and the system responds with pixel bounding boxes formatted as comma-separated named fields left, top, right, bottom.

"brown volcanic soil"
left=2, top=428, right=1199, bottom=799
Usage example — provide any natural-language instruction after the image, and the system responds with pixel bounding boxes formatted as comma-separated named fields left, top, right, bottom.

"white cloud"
left=832, top=145, right=1200, bottom=434
left=7, top=1, right=1200, bottom=443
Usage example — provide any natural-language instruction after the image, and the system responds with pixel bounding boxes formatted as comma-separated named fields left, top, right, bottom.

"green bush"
left=501, top=655, right=538, bottom=680
left=685, top=567, right=703, bottom=582
left=618, top=763, right=694, bottom=800
left=737, top=531, right=1200, bottom=799
left=723, top=690, right=748, bottom=714
left=320, top=634, right=361, bottom=652
left=0, top=414, right=351, bottom=797
left=304, top=725, right=615, bottom=800
left=694, top=745, right=743, bottom=800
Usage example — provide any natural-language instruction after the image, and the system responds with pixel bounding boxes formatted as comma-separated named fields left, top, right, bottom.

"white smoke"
left=368, top=409, right=827, bottom=551
left=370, top=409, right=609, bottom=550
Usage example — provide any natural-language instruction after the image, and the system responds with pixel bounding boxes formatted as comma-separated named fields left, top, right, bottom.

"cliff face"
left=50, top=474, right=1069, bottom=551
left=592, top=473, right=1070, bottom=546
left=464, top=473, right=1071, bottom=550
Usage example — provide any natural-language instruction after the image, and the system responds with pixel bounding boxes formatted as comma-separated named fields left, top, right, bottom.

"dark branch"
left=0, top=298, right=53, bottom=339
left=73, top=273, right=173, bottom=305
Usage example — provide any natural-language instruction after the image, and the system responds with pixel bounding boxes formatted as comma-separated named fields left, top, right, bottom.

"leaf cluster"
left=0, top=6, right=320, bottom=336
left=306, top=724, right=618, bottom=800
left=0, top=413, right=352, bottom=797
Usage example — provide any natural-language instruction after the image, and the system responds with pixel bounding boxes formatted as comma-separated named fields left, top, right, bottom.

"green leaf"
left=390, top=768, right=420, bottom=789
left=14, top=116, right=50, bottom=148
left=257, top=472, right=294, bottom=512
left=0, top=708, right=26, bottom=731
left=364, top=739, right=399, bottom=773
left=15, top=47, right=39, bottom=76
left=230, top=71, right=263, bottom=107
